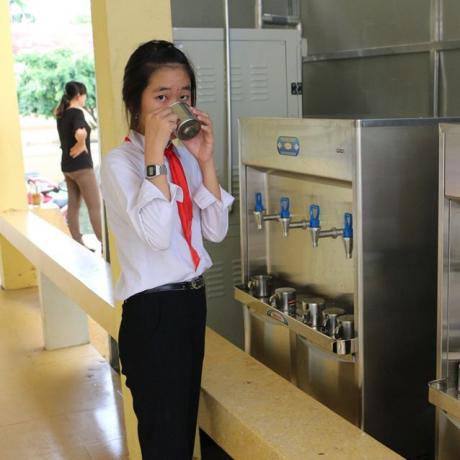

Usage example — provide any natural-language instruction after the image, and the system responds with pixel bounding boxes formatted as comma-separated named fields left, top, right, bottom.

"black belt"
left=137, top=276, right=205, bottom=296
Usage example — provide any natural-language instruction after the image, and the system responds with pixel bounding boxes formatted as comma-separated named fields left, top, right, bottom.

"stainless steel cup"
left=300, top=296, right=325, bottom=328
left=248, top=274, right=273, bottom=298
left=322, top=307, right=346, bottom=337
left=170, top=102, right=201, bottom=140
left=270, top=287, right=296, bottom=315
left=336, top=314, right=355, bottom=340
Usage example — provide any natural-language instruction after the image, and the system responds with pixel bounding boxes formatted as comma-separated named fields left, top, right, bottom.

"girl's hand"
left=181, top=107, right=214, bottom=164
left=144, top=106, right=179, bottom=152
left=69, top=146, right=86, bottom=158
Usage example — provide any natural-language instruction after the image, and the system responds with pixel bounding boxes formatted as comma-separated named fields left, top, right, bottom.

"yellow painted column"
left=90, top=2, right=172, bottom=459
left=0, top=0, right=36, bottom=289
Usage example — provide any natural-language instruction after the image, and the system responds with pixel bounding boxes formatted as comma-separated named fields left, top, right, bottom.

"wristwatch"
left=146, top=164, right=167, bottom=177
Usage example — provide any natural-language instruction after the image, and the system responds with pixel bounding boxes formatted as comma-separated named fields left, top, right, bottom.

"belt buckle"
left=190, top=277, right=202, bottom=289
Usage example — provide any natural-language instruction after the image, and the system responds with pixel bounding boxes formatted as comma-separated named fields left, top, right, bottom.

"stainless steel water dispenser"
left=235, top=117, right=457, bottom=459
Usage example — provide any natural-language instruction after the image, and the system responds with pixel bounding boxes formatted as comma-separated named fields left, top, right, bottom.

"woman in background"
left=54, top=81, right=102, bottom=247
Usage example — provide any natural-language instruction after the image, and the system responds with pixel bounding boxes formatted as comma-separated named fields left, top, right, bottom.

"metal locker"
left=174, top=28, right=302, bottom=347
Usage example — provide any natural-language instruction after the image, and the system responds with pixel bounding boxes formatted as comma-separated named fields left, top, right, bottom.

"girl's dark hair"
left=122, top=40, right=197, bottom=131
left=54, top=81, right=87, bottom=119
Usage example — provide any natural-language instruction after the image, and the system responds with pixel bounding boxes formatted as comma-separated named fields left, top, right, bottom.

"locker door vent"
left=231, top=66, right=243, bottom=101
left=196, top=65, right=217, bottom=103
left=232, top=166, right=240, bottom=201
left=204, top=261, right=225, bottom=299
left=250, top=65, right=269, bottom=101
left=232, top=258, right=242, bottom=286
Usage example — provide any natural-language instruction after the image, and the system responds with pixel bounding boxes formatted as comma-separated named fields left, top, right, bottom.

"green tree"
left=16, top=49, right=97, bottom=125
left=9, top=0, right=35, bottom=23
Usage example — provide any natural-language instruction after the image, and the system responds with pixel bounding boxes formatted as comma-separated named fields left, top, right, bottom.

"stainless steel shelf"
left=234, top=285, right=357, bottom=361
left=428, top=379, right=460, bottom=421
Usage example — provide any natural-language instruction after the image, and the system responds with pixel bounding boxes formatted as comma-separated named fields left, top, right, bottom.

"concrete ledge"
left=0, top=210, right=116, bottom=337
left=200, top=328, right=403, bottom=460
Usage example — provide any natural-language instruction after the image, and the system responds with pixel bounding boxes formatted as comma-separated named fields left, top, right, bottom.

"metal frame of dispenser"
left=235, top=117, right=456, bottom=459
left=429, top=123, right=460, bottom=460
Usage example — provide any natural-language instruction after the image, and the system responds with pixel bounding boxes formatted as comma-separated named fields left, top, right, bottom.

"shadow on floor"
left=200, top=430, right=232, bottom=460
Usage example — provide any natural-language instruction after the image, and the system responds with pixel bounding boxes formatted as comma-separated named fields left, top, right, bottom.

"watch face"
left=146, top=165, right=156, bottom=177
left=146, top=164, right=167, bottom=177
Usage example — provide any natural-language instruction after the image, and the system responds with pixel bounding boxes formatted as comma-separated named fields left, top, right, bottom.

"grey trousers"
left=64, top=168, right=102, bottom=243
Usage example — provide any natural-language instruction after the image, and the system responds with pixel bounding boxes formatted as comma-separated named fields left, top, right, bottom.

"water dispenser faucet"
left=311, top=208, right=353, bottom=258
left=253, top=192, right=280, bottom=230
left=309, top=204, right=321, bottom=247
left=279, top=197, right=291, bottom=237
left=343, top=212, right=353, bottom=258
left=253, top=192, right=265, bottom=230
left=255, top=192, right=264, bottom=212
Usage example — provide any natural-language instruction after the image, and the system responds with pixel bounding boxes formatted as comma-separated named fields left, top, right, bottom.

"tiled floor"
left=0, top=286, right=232, bottom=460
left=0, top=286, right=127, bottom=460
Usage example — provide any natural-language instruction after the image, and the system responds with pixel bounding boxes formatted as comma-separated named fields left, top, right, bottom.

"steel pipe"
left=223, top=0, right=233, bottom=198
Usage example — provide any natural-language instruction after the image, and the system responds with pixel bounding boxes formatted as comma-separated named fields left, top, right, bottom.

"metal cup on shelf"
left=300, top=296, right=325, bottom=329
left=270, top=287, right=297, bottom=316
left=335, top=314, right=355, bottom=340
left=322, top=307, right=346, bottom=337
left=248, top=274, right=273, bottom=298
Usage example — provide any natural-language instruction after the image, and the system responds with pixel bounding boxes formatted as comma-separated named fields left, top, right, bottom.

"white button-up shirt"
left=100, top=130, right=234, bottom=301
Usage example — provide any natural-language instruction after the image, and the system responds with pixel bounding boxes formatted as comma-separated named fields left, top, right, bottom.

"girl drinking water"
left=100, top=40, right=233, bottom=459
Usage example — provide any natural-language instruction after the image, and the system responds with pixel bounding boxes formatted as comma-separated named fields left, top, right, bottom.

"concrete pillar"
left=38, top=272, right=89, bottom=350
left=0, top=0, right=36, bottom=289
left=90, top=2, right=172, bottom=458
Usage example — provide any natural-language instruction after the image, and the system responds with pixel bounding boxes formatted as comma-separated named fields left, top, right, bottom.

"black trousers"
left=119, top=286, right=207, bottom=460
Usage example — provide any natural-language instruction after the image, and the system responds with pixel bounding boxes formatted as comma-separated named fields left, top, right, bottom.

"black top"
left=57, top=108, right=93, bottom=172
